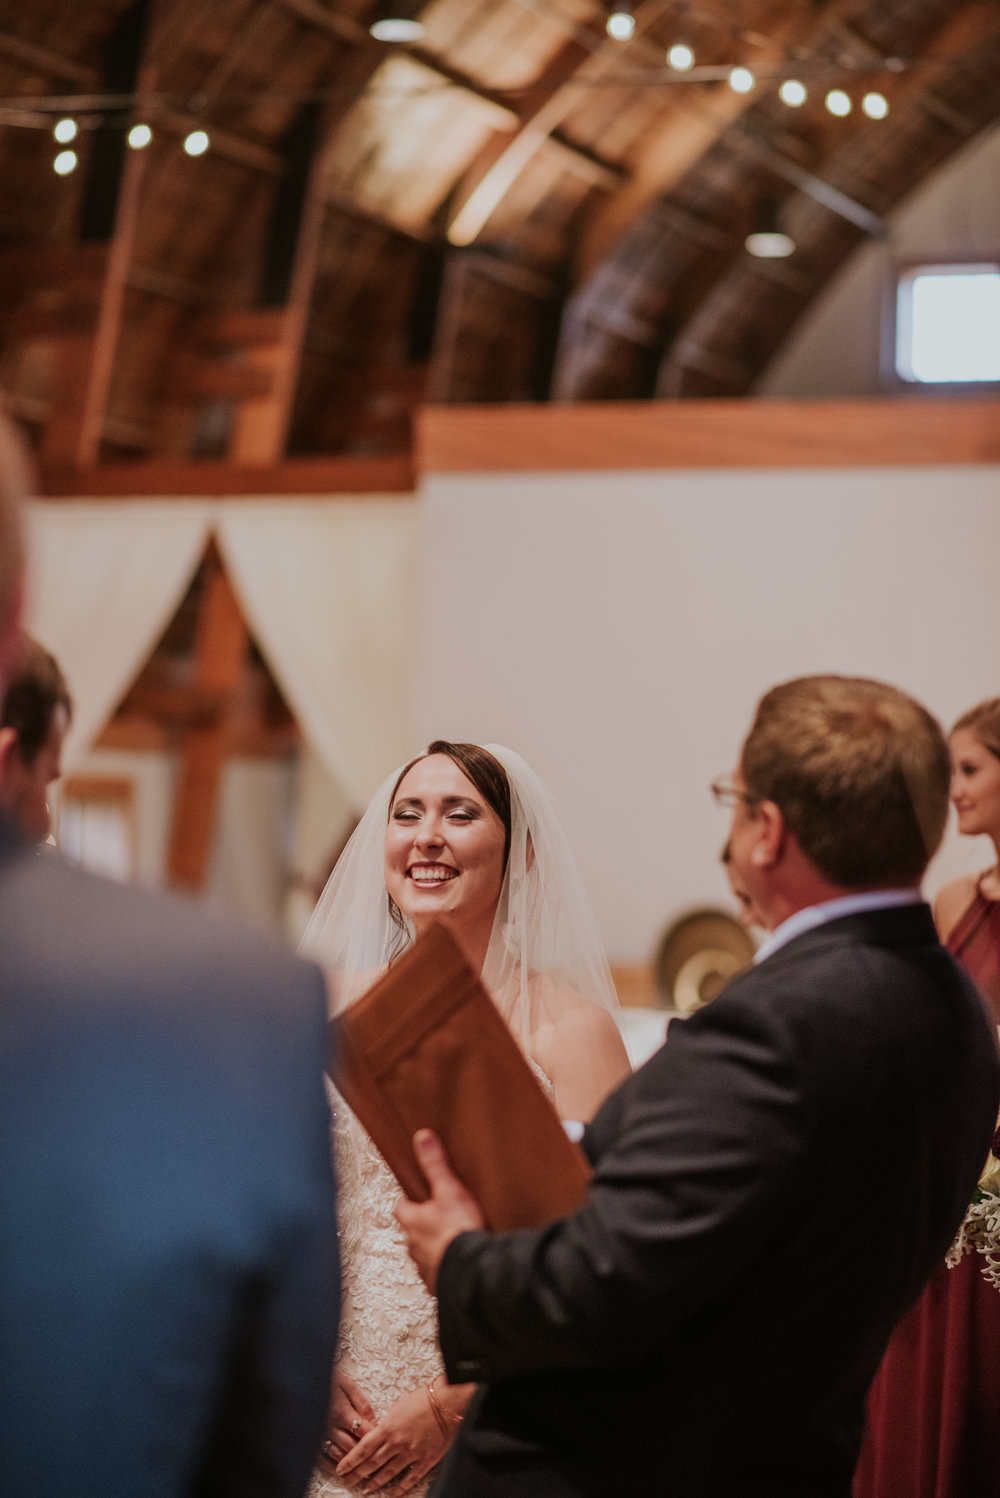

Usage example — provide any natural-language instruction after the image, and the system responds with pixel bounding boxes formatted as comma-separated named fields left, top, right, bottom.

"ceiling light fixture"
left=53, top=117, right=78, bottom=143
left=729, top=66, right=755, bottom=94
left=53, top=149, right=78, bottom=176
left=183, top=129, right=210, bottom=156
left=745, top=199, right=795, bottom=258
left=606, top=5, right=636, bottom=41
left=825, top=89, right=852, bottom=117
left=370, top=17, right=424, bottom=41
left=667, top=42, right=694, bottom=71
left=128, top=123, right=153, bottom=149
left=368, top=2, right=425, bottom=42
left=862, top=91, right=889, bottom=119
left=779, top=79, right=807, bottom=107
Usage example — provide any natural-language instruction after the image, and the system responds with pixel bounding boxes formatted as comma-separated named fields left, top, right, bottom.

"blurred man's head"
left=0, top=412, right=28, bottom=689
left=725, top=675, right=950, bottom=931
left=0, top=634, right=72, bottom=841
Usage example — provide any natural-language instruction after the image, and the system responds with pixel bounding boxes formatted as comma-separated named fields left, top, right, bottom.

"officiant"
left=398, top=675, right=1000, bottom=1498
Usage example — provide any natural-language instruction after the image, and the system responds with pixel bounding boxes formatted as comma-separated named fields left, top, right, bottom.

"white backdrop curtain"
left=23, top=497, right=418, bottom=811
left=217, top=499, right=417, bottom=808
left=24, top=501, right=214, bottom=770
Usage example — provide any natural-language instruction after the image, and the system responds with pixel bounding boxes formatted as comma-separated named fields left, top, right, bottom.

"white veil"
left=298, top=743, right=620, bottom=1055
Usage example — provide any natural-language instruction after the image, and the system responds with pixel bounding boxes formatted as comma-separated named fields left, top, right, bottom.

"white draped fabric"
left=24, top=501, right=214, bottom=771
left=22, top=497, right=417, bottom=810
left=216, top=499, right=417, bottom=808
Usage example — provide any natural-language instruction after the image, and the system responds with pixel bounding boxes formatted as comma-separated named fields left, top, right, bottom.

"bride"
left=302, top=740, right=631, bottom=1497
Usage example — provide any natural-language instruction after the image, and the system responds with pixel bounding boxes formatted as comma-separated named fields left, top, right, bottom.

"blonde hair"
left=952, top=699, right=1000, bottom=764
left=741, top=675, right=950, bottom=888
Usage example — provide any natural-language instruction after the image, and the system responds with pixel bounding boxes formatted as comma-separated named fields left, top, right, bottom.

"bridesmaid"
left=854, top=696, right=1000, bottom=1498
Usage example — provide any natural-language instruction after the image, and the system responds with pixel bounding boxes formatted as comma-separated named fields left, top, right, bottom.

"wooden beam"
left=39, top=138, right=149, bottom=468
left=417, top=398, right=1000, bottom=472
left=0, top=29, right=96, bottom=85
left=37, top=453, right=416, bottom=495
left=166, top=543, right=249, bottom=890
left=445, top=0, right=674, bottom=248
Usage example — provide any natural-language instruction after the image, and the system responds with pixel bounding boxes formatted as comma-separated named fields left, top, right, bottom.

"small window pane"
left=897, top=265, right=1000, bottom=383
left=58, top=778, right=135, bottom=883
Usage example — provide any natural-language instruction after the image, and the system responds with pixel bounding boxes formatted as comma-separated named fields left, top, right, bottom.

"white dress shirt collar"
left=754, top=888, right=924, bottom=965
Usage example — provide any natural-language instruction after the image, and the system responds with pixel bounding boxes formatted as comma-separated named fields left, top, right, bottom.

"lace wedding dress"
left=310, top=1066, right=556, bottom=1498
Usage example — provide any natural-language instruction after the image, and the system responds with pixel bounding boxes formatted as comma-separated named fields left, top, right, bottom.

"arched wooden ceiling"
left=0, top=0, right=997, bottom=476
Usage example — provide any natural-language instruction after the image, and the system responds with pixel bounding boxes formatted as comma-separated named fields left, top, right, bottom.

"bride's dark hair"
left=386, top=740, right=512, bottom=958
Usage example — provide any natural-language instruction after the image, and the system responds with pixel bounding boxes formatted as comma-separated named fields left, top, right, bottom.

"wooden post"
left=165, top=542, right=249, bottom=891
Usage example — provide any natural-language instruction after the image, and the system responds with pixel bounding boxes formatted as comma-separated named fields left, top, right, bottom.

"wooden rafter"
left=444, top=0, right=678, bottom=248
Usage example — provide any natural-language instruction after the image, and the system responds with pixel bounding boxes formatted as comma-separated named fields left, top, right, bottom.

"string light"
left=183, top=129, right=209, bottom=156
left=53, top=149, right=77, bottom=175
left=667, top=43, right=694, bottom=71
left=862, top=91, right=889, bottom=119
left=729, top=66, right=755, bottom=94
left=127, top=122, right=153, bottom=149
left=606, top=5, right=635, bottom=41
left=779, top=79, right=807, bottom=107
left=53, top=117, right=77, bottom=143
left=745, top=198, right=795, bottom=258
left=826, top=89, right=852, bottom=116
left=369, top=18, right=424, bottom=41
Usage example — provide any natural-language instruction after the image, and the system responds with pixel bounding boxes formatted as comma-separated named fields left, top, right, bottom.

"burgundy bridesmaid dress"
left=853, top=888, right=1000, bottom=1498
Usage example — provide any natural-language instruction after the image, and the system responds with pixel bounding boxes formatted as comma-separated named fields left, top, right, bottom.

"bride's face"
left=385, top=754, right=507, bottom=933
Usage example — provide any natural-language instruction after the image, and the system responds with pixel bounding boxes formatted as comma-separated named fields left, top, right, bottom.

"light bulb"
left=825, top=89, right=852, bottom=117
left=53, top=150, right=78, bottom=176
left=745, top=230, right=795, bottom=258
left=606, top=8, right=635, bottom=41
left=862, top=91, right=889, bottom=119
left=128, top=123, right=153, bottom=149
left=370, top=18, right=425, bottom=41
left=53, top=117, right=77, bottom=144
left=779, top=79, right=807, bottom=107
left=667, top=43, right=694, bottom=71
left=183, top=129, right=210, bottom=156
left=729, top=67, right=755, bottom=95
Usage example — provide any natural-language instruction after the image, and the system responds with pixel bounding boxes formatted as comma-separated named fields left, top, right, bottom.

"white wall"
left=758, top=122, right=1000, bottom=397
left=419, top=464, right=1000, bottom=963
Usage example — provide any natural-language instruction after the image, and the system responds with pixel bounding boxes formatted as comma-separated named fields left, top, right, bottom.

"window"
left=895, top=262, right=1000, bottom=384
left=58, top=777, right=136, bottom=883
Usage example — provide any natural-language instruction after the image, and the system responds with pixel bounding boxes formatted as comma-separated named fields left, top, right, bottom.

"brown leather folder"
left=330, top=923, right=591, bottom=1231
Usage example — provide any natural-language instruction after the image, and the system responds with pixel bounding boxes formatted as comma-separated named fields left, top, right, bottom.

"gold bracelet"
left=426, top=1380, right=450, bottom=1441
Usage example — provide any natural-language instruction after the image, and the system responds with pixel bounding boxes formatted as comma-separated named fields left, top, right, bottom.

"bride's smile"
left=384, top=754, right=507, bottom=941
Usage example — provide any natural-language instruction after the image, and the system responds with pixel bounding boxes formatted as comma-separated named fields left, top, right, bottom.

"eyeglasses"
left=709, top=776, right=753, bottom=809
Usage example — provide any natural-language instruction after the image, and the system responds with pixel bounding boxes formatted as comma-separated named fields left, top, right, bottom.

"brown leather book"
left=330, top=923, right=591, bottom=1231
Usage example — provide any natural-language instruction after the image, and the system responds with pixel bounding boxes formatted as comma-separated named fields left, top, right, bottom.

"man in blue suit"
left=0, top=416, right=340, bottom=1496
left=399, top=673, right=1000, bottom=1498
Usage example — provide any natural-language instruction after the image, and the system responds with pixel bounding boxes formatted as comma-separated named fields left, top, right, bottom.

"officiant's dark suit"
left=399, top=676, right=1000, bottom=1498
left=0, top=416, right=339, bottom=1498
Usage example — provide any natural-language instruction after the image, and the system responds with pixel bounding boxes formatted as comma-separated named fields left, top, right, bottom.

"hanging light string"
left=7, top=30, right=997, bottom=172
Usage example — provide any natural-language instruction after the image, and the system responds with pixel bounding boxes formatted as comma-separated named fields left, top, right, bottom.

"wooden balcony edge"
left=38, top=453, right=417, bottom=497
left=417, top=397, right=1000, bottom=472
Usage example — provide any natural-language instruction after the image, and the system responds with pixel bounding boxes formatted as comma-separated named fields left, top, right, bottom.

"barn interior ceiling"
left=0, top=0, right=997, bottom=478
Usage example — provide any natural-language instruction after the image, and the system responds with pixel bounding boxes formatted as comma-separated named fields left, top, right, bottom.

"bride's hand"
left=333, top=1384, right=452, bottom=1494
left=317, top=1369, right=377, bottom=1470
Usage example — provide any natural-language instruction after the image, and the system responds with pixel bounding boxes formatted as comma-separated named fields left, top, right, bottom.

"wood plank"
left=37, top=454, right=416, bottom=495
left=166, top=544, right=248, bottom=890
left=417, top=399, right=1000, bottom=472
